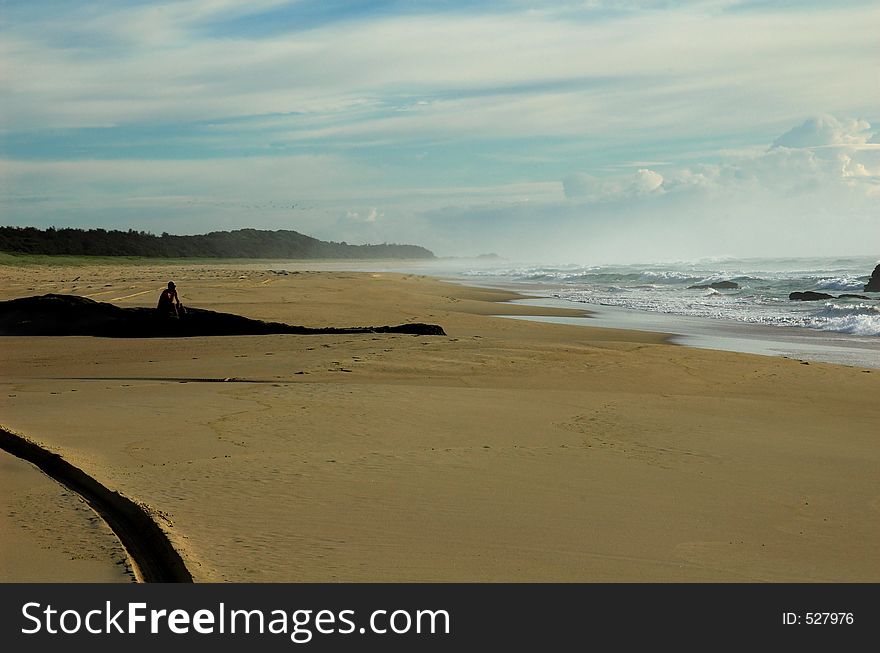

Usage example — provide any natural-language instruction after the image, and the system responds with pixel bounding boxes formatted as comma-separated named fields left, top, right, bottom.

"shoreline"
left=441, top=276, right=880, bottom=370
left=2, top=263, right=879, bottom=582
left=505, top=297, right=880, bottom=369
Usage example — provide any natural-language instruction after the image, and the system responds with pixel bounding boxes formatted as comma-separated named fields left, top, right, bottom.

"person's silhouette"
left=157, top=281, right=181, bottom=317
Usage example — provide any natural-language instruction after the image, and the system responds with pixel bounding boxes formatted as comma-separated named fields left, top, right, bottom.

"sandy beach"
left=1, top=261, right=879, bottom=582
left=0, top=449, right=133, bottom=583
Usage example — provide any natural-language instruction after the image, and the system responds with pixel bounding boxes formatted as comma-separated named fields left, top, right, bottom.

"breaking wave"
left=462, top=256, right=880, bottom=337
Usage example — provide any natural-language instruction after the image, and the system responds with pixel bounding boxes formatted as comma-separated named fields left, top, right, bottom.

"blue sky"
left=2, top=0, right=878, bottom=261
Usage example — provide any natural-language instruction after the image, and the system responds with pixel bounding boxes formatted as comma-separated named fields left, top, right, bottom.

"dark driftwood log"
left=0, top=294, right=446, bottom=338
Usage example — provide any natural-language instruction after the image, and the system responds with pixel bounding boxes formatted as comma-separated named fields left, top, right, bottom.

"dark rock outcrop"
left=0, top=294, right=446, bottom=338
left=789, top=291, right=835, bottom=301
left=789, top=290, right=877, bottom=302
left=865, top=264, right=880, bottom=292
left=688, top=281, right=739, bottom=290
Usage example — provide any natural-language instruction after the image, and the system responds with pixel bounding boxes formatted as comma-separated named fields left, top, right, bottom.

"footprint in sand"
left=559, top=408, right=717, bottom=470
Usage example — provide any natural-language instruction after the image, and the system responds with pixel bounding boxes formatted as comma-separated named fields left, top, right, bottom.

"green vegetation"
left=0, top=252, right=226, bottom=267
left=0, top=227, right=434, bottom=260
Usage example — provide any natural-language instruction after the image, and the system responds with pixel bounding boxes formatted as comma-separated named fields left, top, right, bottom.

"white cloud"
left=344, top=208, right=384, bottom=223
left=564, top=168, right=664, bottom=200
left=565, top=116, right=880, bottom=202
left=772, top=115, right=873, bottom=149
left=634, top=168, right=664, bottom=193
left=497, top=115, right=878, bottom=260
left=3, top=2, right=878, bottom=143
left=3, top=0, right=879, bottom=264
left=0, top=155, right=377, bottom=238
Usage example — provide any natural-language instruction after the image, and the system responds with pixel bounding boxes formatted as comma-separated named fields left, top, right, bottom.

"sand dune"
left=1, top=262, right=879, bottom=582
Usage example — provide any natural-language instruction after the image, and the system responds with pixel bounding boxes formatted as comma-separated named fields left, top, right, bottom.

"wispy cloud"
left=1, top=1, right=878, bottom=259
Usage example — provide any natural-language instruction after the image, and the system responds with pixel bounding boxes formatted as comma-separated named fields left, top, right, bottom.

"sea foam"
left=463, top=256, right=880, bottom=338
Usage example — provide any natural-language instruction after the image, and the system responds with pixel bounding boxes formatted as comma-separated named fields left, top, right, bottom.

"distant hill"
left=0, top=227, right=434, bottom=260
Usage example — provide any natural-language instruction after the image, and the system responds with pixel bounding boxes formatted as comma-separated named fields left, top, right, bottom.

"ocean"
left=460, top=256, right=880, bottom=337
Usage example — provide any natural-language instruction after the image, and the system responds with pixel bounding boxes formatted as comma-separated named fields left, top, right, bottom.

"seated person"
left=157, top=281, right=181, bottom=317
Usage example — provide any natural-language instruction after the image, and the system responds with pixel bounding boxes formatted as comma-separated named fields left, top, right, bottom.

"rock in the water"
left=865, top=264, right=880, bottom=292
left=0, top=294, right=447, bottom=338
left=688, top=280, right=740, bottom=290
left=789, top=291, right=835, bottom=301
left=838, top=294, right=871, bottom=300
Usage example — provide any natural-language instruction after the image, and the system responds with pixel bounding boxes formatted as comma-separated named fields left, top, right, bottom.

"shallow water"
left=502, top=296, right=880, bottom=370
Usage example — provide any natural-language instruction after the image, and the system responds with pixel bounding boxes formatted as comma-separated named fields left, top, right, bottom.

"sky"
left=1, top=0, right=879, bottom=262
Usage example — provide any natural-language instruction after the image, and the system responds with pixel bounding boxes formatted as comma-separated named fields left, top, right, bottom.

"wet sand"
left=1, top=262, right=879, bottom=581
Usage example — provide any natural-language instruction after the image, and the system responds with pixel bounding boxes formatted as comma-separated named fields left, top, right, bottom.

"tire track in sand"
left=0, top=426, right=193, bottom=583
